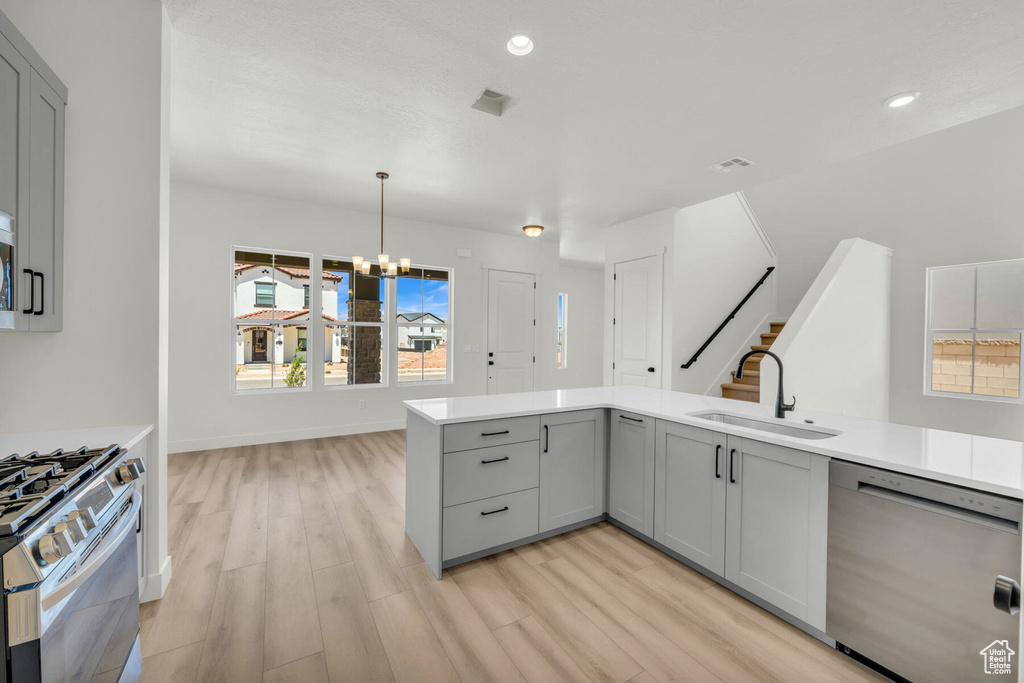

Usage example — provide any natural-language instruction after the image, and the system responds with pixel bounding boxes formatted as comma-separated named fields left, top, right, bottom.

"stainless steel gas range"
left=0, top=445, right=145, bottom=683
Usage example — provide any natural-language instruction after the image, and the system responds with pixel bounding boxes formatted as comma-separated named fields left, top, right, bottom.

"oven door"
left=37, top=490, right=142, bottom=683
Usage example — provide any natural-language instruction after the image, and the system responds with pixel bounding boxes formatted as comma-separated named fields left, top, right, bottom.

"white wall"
left=746, top=105, right=1024, bottom=441
left=672, top=193, right=776, bottom=395
left=169, top=181, right=591, bottom=452
left=556, top=264, right=604, bottom=389
left=0, top=0, right=168, bottom=597
left=760, top=238, right=892, bottom=420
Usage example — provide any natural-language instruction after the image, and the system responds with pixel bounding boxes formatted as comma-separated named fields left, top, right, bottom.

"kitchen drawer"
left=442, top=488, right=539, bottom=561
left=444, top=441, right=539, bottom=507
left=443, top=415, right=540, bottom=453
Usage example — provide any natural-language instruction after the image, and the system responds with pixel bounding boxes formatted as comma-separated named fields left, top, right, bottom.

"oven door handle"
left=41, top=490, right=141, bottom=612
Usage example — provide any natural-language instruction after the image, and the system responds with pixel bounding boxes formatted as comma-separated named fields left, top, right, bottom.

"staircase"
left=721, top=322, right=785, bottom=402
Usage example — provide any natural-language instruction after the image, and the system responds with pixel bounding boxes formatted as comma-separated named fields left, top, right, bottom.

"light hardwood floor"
left=141, top=431, right=883, bottom=683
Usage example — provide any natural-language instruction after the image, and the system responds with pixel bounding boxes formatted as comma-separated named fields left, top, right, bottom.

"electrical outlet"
left=358, top=399, right=366, bottom=409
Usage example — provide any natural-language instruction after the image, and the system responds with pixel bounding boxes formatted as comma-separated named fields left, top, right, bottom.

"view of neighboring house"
left=234, top=263, right=343, bottom=366
left=396, top=312, right=448, bottom=350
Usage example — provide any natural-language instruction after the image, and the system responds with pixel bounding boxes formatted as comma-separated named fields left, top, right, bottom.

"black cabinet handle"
left=543, top=425, right=549, bottom=453
left=481, top=430, right=510, bottom=437
left=33, top=271, right=43, bottom=315
left=481, top=456, right=509, bottom=465
left=488, top=361, right=494, bottom=366
left=715, top=445, right=722, bottom=479
left=481, top=506, right=509, bottom=516
left=619, top=415, right=643, bottom=423
left=729, top=448, right=737, bottom=484
left=647, top=367, right=655, bottom=372
left=22, top=268, right=34, bottom=314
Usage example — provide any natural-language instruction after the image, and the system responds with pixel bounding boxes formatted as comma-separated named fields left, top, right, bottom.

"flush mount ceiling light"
left=506, top=34, right=534, bottom=56
left=884, top=91, right=921, bottom=108
left=352, top=172, right=410, bottom=279
left=522, top=225, right=544, bottom=237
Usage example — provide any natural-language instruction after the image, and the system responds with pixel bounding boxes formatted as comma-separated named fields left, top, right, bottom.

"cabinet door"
left=539, top=410, right=605, bottom=532
left=608, top=411, right=655, bottom=536
left=654, top=421, right=727, bottom=575
left=26, top=68, right=64, bottom=332
left=724, top=437, right=828, bottom=630
left=0, top=32, right=29, bottom=330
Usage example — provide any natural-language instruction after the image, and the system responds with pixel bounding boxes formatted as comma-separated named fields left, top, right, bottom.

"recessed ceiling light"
left=522, top=225, right=544, bottom=237
left=506, top=34, right=534, bottom=56
left=884, top=91, right=920, bottom=108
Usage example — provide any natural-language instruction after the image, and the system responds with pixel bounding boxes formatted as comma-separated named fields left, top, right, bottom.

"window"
left=322, top=258, right=387, bottom=387
left=234, top=249, right=311, bottom=390
left=397, top=267, right=451, bottom=383
left=926, top=260, right=1023, bottom=401
left=304, top=285, right=310, bottom=309
left=254, top=282, right=275, bottom=307
left=557, top=293, right=567, bottom=368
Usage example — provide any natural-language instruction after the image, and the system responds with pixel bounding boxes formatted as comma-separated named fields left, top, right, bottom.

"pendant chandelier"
left=353, top=171, right=410, bottom=279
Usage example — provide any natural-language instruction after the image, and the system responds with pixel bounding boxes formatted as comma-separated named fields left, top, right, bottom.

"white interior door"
left=613, top=255, right=662, bottom=387
left=487, top=269, right=536, bottom=394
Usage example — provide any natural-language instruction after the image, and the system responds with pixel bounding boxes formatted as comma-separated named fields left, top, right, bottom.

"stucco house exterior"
left=397, top=312, right=448, bottom=350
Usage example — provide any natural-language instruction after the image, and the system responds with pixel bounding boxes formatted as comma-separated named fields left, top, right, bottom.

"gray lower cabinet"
left=654, top=421, right=727, bottom=575
left=608, top=410, right=655, bottom=536
left=539, top=409, right=606, bottom=532
left=442, top=488, right=539, bottom=561
left=724, top=437, right=828, bottom=630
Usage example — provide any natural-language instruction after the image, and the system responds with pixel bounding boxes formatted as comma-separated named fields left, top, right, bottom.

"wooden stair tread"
left=750, top=345, right=771, bottom=352
left=720, top=382, right=759, bottom=393
left=760, top=333, right=779, bottom=342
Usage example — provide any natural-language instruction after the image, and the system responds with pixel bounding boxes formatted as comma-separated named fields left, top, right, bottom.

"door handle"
left=22, top=268, right=34, bottom=314
left=33, top=271, right=43, bottom=315
left=488, top=361, right=494, bottom=366
left=647, top=367, right=655, bottom=372
left=994, top=575, right=1021, bottom=615
left=543, top=425, right=549, bottom=453
left=729, top=449, right=737, bottom=484
left=715, top=445, right=722, bottom=479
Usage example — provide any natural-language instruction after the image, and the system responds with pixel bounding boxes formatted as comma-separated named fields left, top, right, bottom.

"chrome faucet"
left=735, top=349, right=796, bottom=419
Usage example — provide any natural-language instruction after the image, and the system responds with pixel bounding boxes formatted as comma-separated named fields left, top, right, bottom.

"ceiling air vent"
left=471, top=89, right=513, bottom=117
left=708, top=156, right=756, bottom=174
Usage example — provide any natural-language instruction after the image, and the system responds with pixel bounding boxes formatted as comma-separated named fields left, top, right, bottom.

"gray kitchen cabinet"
left=608, top=410, right=655, bottom=536
left=0, top=9, right=66, bottom=332
left=723, top=437, right=828, bottom=631
left=539, top=409, right=606, bottom=532
left=654, top=421, right=727, bottom=575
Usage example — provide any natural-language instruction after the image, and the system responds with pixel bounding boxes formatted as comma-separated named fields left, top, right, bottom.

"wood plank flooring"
left=142, top=431, right=883, bottom=683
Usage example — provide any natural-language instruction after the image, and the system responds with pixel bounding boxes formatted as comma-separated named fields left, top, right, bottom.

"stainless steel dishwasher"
left=828, top=461, right=1022, bottom=682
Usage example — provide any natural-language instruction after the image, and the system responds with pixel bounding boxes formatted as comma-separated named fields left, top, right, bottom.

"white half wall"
left=760, top=239, right=892, bottom=420
left=672, top=192, right=776, bottom=395
left=556, top=264, right=604, bottom=389
left=168, top=182, right=595, bottom=452
left=746, top=105, right=1024, bottom=441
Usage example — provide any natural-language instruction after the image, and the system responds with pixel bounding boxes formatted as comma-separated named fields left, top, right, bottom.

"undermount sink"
left=688, top=411, right=841, bottom=440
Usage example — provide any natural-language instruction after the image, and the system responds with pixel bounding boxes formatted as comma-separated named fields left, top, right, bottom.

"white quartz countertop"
left=0, top=423, right=154, bottom=457
left=405, top=386, right=1024, bottom=499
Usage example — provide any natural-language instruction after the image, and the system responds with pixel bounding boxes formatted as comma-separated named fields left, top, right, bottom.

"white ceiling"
left=165, top=0, right=1024, bottom=263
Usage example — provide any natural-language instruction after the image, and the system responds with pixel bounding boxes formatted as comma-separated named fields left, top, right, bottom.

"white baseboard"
left=168, top=418, right=407, bottom=453
left=140, top=555, right=172, bottom=603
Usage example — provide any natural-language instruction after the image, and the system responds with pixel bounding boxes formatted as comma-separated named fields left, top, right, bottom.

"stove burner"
left=0, top=445, right=123, bottom=535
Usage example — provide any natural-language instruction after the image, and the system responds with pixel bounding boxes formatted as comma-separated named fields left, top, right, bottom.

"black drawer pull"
left=481, top=430, right=510, bottom=437
left=481, top=456, right=509, bottom=465
left=619, top=415, right=643, bottom=423
left=481, top=506, right=509, bottom=516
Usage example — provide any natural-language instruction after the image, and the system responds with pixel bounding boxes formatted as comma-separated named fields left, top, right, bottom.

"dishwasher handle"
left=994, top=575, right=1021, bottom=615
left=857, top=483, right=1021, bottom=534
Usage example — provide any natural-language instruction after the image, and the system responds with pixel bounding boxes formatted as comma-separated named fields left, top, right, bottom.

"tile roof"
left=234, top=263, right=342, bottom=282
left=236, top=309, right=339, bottom=322
left=398, top=312, right=446, bottom=323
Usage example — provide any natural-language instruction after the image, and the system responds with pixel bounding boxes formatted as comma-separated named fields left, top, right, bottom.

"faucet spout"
left=735, top=349, right=796, bottom=419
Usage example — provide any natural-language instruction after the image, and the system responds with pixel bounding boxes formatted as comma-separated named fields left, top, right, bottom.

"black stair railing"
left=680, top=266, right=775, bottom=369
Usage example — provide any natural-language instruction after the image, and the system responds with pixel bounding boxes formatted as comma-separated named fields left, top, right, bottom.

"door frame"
left=485, top=268, right=538, bottom=394
left=610, top=253, right=665, bottom=388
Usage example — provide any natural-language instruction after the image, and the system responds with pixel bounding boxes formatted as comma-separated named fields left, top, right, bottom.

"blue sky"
left=326, top=270, right=448, bottom=321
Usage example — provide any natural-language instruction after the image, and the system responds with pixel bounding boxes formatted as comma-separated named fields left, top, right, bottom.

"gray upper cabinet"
left=539, top=409, right=606, bottom=532
left=608, top=410, right=655, bottom=536
left=723, top=437, right=828, bottom=631
left=0, top=10, right=66, bottom=332
left=654, top=421, right=727, bottom=575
